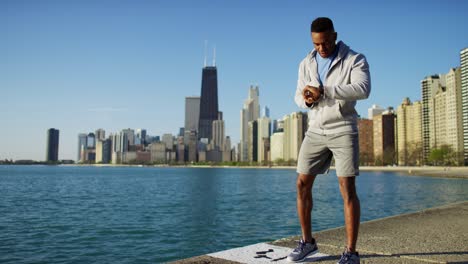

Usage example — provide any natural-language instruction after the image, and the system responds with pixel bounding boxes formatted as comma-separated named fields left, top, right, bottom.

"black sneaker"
left=337, top=248, right=360, bottom=264
left=287, top=238, right=319, bottom=262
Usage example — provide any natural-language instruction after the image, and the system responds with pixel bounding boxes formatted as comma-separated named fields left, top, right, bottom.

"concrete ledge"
left=172, top=201, right=468, bottom=263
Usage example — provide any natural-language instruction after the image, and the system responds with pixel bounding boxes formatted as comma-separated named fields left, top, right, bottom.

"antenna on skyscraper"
left=213, top=45, right=216, bottom=67
left=204, top=40, right=208, bottom=67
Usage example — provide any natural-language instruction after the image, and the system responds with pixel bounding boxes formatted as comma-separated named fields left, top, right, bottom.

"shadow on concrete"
left=393, top=251, right=468, bottom=257
left=309, top=251, right=468, bottom=262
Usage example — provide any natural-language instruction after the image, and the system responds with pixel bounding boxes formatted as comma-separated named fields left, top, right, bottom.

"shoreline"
left=56, top=164, right=468, bottom=179
left=4, top=163, right=466, bottom=179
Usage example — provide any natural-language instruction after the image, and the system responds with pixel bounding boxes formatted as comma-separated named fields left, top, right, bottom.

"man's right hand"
left=303, top=85, right=322, bottom=105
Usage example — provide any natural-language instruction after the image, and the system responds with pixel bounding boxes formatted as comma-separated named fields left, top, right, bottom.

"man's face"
left=311, top=31, right=337, bottom=58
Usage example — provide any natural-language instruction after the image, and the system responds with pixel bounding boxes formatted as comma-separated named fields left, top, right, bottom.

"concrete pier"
left=172, top=201, right=468, bottom=263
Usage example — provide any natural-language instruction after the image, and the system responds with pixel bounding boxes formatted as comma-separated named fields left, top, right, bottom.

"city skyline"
left=2, top=0, right=468, bottom=160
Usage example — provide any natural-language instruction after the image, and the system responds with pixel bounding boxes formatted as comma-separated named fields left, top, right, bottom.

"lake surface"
left=1, top=166, right=467, bottom=263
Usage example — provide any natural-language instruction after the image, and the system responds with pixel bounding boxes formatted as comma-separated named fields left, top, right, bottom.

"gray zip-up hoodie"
left=295, top=41, right=371, bottom=134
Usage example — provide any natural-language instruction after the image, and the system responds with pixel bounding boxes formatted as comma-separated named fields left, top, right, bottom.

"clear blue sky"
left=2, top=0, right=467, bottom=161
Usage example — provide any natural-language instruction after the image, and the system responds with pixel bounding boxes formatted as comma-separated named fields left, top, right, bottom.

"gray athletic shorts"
left=296, top=131, right=359, bottom=177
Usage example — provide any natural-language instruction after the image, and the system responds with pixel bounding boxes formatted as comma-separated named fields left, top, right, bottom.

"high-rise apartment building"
left=421, top=75, right=443, bottom=163
left=444, top=68, right=463, bottom=162
left=373, top=113, right=396, bottom=165
left=421, top=69, right=463, bottom=165
left=46, top=128, right=59, bottom=162
left=461, top=47, right=468, bottom=165
left=198, top=65, right=219, bottom=140
left=358, top=118, right=374, bottom=165
left=433, top=85, right=448, bottom=147
left=396, top=98, right=422, bottom=165
left=240, top=85, right=260, bottom=161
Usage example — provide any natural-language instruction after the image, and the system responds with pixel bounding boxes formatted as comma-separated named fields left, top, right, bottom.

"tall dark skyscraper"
left=46, top=128, right=59, bottom=162
left=198, top=65, right=219, bottom=140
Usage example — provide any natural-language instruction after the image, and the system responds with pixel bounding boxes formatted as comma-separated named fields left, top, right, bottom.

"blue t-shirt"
left=315, top=43, right=339, bottom=86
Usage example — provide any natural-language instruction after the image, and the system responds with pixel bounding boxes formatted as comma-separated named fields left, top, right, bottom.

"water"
left=1, top=166, right=467, bottom=263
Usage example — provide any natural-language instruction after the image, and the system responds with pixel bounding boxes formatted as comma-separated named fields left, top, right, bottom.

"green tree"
left=428, top=145, right=455, bottom=166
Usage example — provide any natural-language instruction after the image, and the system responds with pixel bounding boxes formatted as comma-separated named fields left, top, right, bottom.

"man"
left=287, top=17, right=370, bottom=264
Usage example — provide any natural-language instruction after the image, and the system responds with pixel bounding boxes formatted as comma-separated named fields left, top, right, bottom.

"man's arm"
left=295, top=59, right=322, bottom=108
left=323, top=54, right=371, bottom=101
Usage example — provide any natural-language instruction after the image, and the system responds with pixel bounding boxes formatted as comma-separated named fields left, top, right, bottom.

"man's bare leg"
left=338, top=176, right=360, bottom=252
left=296, top=173, right=317, bottom=242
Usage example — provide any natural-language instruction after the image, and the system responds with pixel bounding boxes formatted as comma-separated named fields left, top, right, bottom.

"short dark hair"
left=311, top=17, right=335, bottom=33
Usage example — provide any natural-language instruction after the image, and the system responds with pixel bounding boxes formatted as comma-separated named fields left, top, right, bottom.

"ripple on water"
left=0, top=166, right=467, bottom=263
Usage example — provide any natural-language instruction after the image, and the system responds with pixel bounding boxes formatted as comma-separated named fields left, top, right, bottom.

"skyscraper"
left=247, top=120, right=258, bottom=162
left=111, top=133, right=122, bottom=164
left=87, top=133, right=96, bottom=149
left=222, top=136, right=232, bottom=162
left=95, top=129, right=105, bottom=141
left=185, top=97, right=200, bottom=133
left=257, top=116, right=271, bottom=162
left=119, top=130, right=129, bottom=153
left=198, top=64, right=218, bottom=140
left=461, top=47, right=468, bottom=165
left=212, top=119, right=225, bottom=151
left=96, top=139, right=111, bottom=164
left=121, top=129, right=135, bottom=147
left=136, top=129, right=147, bottom=146
left=176, top=136, right=186, bottom=163
left=262, top=106, right=270, bottom=118
left=46, top=128, right=59, bottom=162
left=77, top=133, right=87, bottom=161
left=240, top=85, right=260, bottom=161
left=186, top=130, right=198, bottom=162
left=162, top=134, right=173, bottom=151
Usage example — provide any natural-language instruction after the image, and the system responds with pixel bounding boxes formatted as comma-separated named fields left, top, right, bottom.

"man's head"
left=311, top=17, right=337, bottom=58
